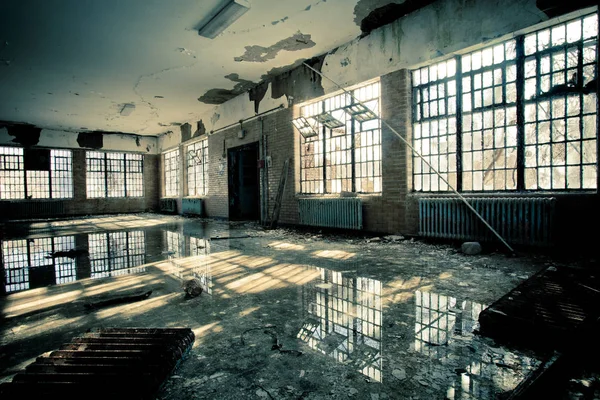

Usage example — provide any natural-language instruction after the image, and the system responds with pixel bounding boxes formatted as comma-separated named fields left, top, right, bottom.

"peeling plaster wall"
left=321, top=0, right=548, bottom=92
left=159, top=82, right=287, bottom=152
left=0, top=127, right=158, bottom=154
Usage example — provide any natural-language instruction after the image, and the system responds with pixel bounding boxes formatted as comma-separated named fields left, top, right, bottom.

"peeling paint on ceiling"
left=0, top=0, right=373, bottom=136
left=234, top=32, right=316, bottom=63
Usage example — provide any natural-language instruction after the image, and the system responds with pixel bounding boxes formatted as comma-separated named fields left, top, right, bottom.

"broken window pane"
left=187, top=140, right=209, bottom=196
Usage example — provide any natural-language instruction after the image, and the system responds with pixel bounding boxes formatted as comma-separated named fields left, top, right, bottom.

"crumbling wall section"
left=0, top=125, right=158, bottom=154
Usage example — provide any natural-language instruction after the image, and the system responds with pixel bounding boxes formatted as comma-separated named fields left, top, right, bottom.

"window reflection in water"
left=2, top=236, right=76, bottom=293
left=414, top=290, right=537, bottom=398
left=164, top=231, right=212, bottom=294
left=89, top=231, right=146, bottom=278
left=298, top=269, right=383, bottom=382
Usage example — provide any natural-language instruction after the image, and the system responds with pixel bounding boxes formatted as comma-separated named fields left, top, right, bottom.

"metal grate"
left=298, top=198, right=363, bottom=230
left=478, top=267, right=600, bottom=349
left=418, top=197, right=556, bottom=246
left=0, top=328, right=195, bottom=399
left=3, top=201, right=65, bottom=219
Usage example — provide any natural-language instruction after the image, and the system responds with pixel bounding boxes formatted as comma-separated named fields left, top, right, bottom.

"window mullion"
left=104, top=154, right=109, bottom=198
left=516, top=35, right=526, bottom=191
left=456, top=55, right=464, bottom=192
left=351, top=110, right=356, bottom=193
left=123, top=154, right=128, bottom=198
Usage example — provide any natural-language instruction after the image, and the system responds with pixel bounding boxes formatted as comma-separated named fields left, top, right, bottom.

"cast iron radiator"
left=418, top=197, right=556, bottom=246
left=4, top=201, right=65, bottom=219
left=0, top=327, right=195, bottom=399
left=478, top=267, right=600, bottom=349
left=298, top=198, right=363, bottom=230
left=159, top=198, right=177, bottom=214
left=181, top=198, right=203, bottom=216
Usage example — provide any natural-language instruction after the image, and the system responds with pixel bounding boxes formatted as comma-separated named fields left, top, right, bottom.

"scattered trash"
left=85, top=290, right=152, bottom=309
left=383, top=235, right=405, bottom=242
left=182, top=278, right=203, bottom=298
left=461, top=241, right=482, bottom=255
left=392, top=368, right=407, bottom=380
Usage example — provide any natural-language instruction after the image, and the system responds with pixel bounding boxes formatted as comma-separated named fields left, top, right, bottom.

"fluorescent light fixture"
left=120, top=104, right=135, bottom=116
left=292, top=116, right=318, bottom=139
left=198, top=0, right=250, bottom=39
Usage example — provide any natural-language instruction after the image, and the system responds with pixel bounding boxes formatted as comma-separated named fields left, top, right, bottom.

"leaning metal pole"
left=302, top=62, right=515, bottom=254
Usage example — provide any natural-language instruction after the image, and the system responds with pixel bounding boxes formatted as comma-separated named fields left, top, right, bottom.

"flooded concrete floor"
left=0, top=214, right=596, bottom=399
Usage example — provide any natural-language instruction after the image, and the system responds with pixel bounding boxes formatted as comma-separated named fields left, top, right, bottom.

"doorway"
left=228, top=142, right=260, bottom=221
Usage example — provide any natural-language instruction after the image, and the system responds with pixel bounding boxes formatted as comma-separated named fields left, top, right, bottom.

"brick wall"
left=357, top=69, right=417, bottom=234
left=202, top=108, right=298, bottom=224
left=0, top=149, right=159, bottom=219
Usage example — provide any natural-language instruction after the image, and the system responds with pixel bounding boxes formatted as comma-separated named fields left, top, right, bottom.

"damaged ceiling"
left=0, top=0, right=417, bottom=136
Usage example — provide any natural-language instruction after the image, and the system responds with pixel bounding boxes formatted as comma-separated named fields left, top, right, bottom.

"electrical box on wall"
left=266, top=155, right=272, bottom=168
left=238, top=129, right=246, bottom=139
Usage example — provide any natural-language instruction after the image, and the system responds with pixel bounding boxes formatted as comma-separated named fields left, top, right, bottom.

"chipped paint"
left=198, top=73, right=258, bottom=105
left=321, top=0, right=548, bottom=93
left=234, top=33, right=316, bottom=62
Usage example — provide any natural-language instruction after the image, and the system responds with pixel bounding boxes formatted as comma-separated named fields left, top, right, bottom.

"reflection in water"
left=414, top=290, right=485, bottom=355
left=2, top=236, right=76, bottom=292
left=163, top=230, right=212, bottom=294
left=414, top=290, right=537, bottom=399
left=89, top=231, right=146, bottom=279
left=298, top=269, right=383, bottom=382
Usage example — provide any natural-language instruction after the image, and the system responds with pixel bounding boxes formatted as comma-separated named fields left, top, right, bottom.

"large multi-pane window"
left=299, top=81, right=382, bottom=194
left=86, top=152, right=143, bottom=198
left=187, top=140, right=208, bottom=196
left=88, top=231, right=146, bottom=278
left=412, top=13, right=598, bottom=192
left=0, top=147, right=73, bottom=200
left=1, top=236, right=76, bottom=293
left=164, top=149, right=180, bottom=197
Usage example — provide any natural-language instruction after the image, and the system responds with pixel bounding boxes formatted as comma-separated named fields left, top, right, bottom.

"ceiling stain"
left=234, top=33, right=316, bottom=63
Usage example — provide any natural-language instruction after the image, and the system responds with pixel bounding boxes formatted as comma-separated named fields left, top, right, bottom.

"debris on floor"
left=1, top=214, right=597, bottom=399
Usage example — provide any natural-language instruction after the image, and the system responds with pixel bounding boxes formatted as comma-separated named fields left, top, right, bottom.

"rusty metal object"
left=0, top=327, right=195, bottom=399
